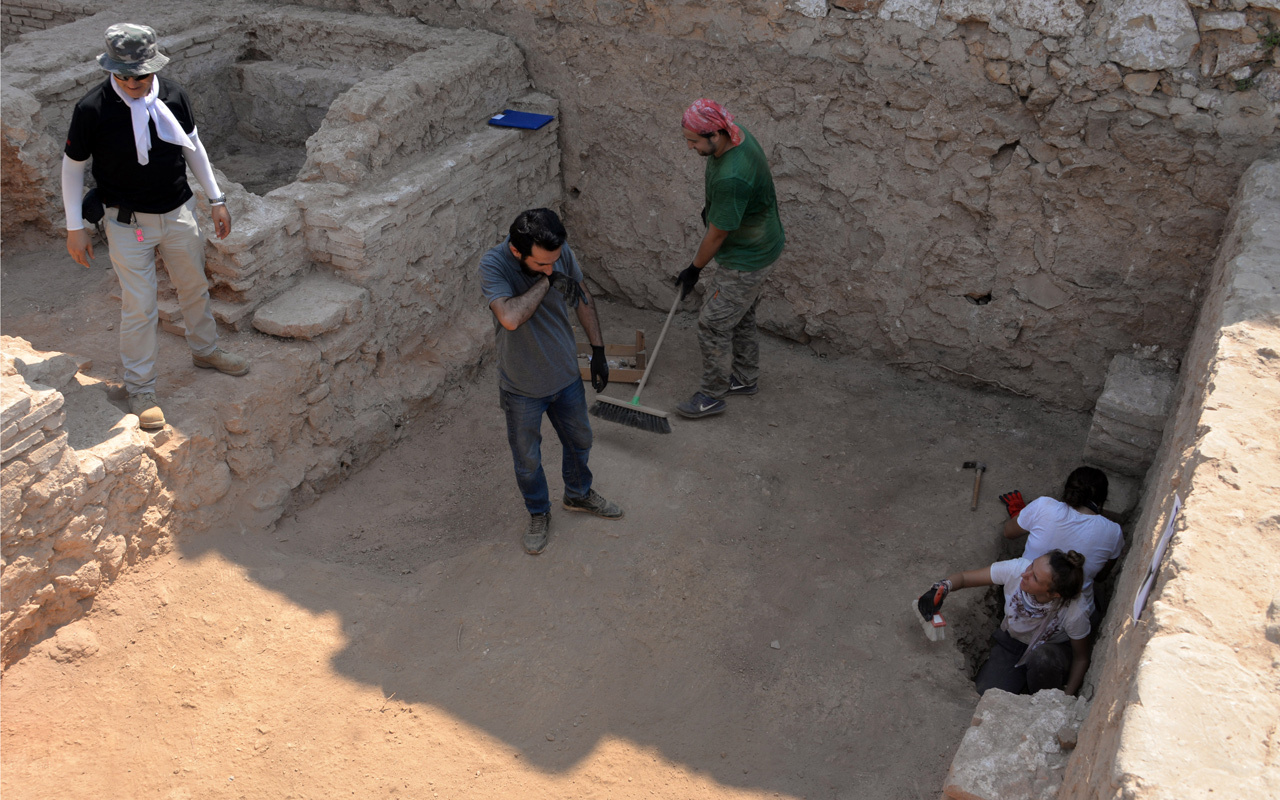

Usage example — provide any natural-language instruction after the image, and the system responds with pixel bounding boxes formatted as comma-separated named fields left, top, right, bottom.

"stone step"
left=251, top=274, right=370, bottom=341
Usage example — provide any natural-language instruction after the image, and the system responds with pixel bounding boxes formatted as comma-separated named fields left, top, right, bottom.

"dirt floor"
left=1, top=233, right=1093, bottom=799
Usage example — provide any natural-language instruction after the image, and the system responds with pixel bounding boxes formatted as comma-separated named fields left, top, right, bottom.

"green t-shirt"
left=703, top=126, right=785, bottom=272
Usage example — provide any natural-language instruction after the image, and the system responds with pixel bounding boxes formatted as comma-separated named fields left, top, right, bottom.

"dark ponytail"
left=1046, top=549, right=1086, bottom=601
left=1062, top=466, right=1108, bottom=513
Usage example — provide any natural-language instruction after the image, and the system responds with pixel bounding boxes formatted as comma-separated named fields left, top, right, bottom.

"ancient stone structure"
left=943, top=688, right=1088, bottom=800
left=0, top=0, right=109, bottom=48
left=1083, top=354, right=1178, bottom=476
left=2, top=1, right=1278, bottom=796
left=1, top=5, right=559, bottom=662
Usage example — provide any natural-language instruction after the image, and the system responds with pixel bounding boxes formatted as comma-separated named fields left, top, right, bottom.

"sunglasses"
left=113, top=73, right=154, bottom=85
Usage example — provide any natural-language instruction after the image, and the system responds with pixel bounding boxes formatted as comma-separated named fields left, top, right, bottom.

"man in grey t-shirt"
left=480, top=208, right=623, bottom=555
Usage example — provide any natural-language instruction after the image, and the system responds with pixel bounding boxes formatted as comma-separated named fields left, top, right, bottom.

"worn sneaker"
left=193, top=347, right=250, bottom=376
left=675, top=391, right=726, bottom=419
left=727, top=374, right=758, bottom=396
left=562, top=489, right=624, bottom=519
left=128, top=392, right=166, bottom=430
left=523, top=512, right=551, bottom=555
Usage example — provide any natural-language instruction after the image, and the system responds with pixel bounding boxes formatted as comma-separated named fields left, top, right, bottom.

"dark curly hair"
left=509, top=208, right=566, bottom=258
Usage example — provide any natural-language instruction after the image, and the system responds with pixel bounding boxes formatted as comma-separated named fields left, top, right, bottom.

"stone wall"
left=0, top=0, right=109, bottom=48
left=1059, top=156, right=1280, bottom=798
left=0, top=6, right=561, bottom=663
left=1, top=338, right=172, bottom=660
left=270, top=0, right=1279, bottom=411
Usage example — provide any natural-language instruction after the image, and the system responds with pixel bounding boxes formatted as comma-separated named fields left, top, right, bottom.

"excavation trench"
left=3, top=3, right=1278, bottom=798
left=0, top=246, right=1096, bottom=796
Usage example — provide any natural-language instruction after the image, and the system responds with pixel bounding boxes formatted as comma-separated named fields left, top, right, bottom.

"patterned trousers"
left=697, top=263, right=775, bottom=398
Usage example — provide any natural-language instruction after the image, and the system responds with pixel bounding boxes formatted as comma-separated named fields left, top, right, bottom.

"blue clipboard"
left=488, top=109, right=555, bottom=130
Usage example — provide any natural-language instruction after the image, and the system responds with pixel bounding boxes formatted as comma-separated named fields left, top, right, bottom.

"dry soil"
left=1, top=233, right=1093, bottom=799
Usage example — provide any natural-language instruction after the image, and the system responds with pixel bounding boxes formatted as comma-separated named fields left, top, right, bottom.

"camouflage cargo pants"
left=697, top=263, right=775, bottom=399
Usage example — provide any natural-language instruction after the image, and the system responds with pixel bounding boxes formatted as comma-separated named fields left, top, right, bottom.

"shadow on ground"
left=174, top=299, right=1088, bottom=799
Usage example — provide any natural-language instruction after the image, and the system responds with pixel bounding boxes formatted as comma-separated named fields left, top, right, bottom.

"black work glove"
left=675, top=263, right=701, bottom=299
left=547, top=271, right=585, bottom=308
left=589, top=345, right=609, bottom=392
left=916, top=581, right=951, bottom=621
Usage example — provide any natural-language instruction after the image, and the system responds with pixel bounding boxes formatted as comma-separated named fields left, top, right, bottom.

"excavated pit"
left=3, top=2, right=1279, bottom=799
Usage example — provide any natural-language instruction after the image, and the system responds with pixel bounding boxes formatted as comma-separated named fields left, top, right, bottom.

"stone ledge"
left=252, top=276, right=369, bottom=340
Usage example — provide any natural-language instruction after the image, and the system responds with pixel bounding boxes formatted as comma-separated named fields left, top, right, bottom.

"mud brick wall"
left=0, top=0, right=108, bottom=47
left=1, top=338, right=172, bottom=665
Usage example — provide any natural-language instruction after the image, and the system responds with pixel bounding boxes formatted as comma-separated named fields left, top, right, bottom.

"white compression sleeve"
left=183, top=129, right=224, bottom=201
left=62, top=154, right=88, bottom=231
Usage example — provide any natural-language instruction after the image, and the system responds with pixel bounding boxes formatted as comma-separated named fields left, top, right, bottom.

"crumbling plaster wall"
left=1059, top=156, right=1280, bottom=799
left=276, top=0, right=1279, bottom=410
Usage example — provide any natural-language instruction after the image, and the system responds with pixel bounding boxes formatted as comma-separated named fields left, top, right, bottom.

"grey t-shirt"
left=479, top=237, right=584, bottom=398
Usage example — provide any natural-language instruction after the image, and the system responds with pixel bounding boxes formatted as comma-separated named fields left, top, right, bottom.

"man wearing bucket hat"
left=62, top=23, right=249, bottom=431
left=673, top=99, right=785, bottom=420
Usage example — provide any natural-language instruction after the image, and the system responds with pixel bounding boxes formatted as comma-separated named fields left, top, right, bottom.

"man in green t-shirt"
left=674, top=99, right=785, bottom=419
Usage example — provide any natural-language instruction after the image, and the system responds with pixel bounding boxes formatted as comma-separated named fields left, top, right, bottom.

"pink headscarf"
left=682, top=99, right=744, bottom=147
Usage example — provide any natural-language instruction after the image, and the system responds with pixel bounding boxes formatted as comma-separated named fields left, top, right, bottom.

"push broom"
left=590, top=291, right=681, bottom=434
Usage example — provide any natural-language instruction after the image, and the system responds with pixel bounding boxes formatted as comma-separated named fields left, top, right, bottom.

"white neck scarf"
left=110, top=75, right=194, bottom=165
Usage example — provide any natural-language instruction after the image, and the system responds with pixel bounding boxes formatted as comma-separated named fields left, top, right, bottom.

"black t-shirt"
left=65, top=76, right=196, bottom=214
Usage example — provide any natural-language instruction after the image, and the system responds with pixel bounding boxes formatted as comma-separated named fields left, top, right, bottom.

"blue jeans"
left=500, top=379, right=594, bottom=515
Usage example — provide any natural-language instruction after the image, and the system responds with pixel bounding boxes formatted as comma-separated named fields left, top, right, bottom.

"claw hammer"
left=963, top=461, right=986, bottom=511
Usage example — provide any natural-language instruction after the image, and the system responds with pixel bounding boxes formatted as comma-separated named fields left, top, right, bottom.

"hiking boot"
left=675, top=391, right=726, bottom=419
left=128, top=392, right=165, bottom=430
left=562, top=489, right=624, bottom=519
left=523, top=512, right=551, bottom=555
left=727, top=374, right=758, bottom=396
left=193, top=347, right=250, bottom=376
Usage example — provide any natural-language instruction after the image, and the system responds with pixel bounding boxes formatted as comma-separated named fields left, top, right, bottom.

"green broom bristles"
left=590, top=395, right=671, bottom=434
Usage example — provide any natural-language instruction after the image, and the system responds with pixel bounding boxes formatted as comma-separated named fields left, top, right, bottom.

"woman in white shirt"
left=1002, top=466, right=1124, bottom=614
left=917, top=549, right=1090, bottom=696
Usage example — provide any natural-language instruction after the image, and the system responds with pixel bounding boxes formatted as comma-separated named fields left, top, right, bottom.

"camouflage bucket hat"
left=97, top=23, right=170, bottom=76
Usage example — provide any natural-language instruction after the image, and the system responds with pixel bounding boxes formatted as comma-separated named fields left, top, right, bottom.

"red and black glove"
left=916, top=580, right=951, bottom=620
left=999, top=490, right=1026, bottom=518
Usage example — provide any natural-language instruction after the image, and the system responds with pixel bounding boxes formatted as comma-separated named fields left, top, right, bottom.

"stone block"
left=1092, top=355, right=1177, bottom=430
left=1099, top=0, right=1200, bottom=71
left=1199, top=11, right=1247, bottom=30
left=879, top=0, right=940, bottom=28
left=944, top=689, right=1086, bottom=800
left=1085, top=425, right=1154, bottom=464
left=2, top=458, right=36, bottom=492
left=1105, top=473, right=1141, bottom=517
left=1095, top=413, right=1161, bottom=449
left=1006, top=0, right=1086, bottom=38
left=27, top=431, right=69, bottom=473
left=253, top=276, right=370, bottom=340
left=1210, top=41, right=1268, bottom=78
left=9, top=349, right=79, bottom=392
left=1, top=427, right=46, bottom=464
left=1084, top=446, right=1152, bottom=478
left=15, top=386, right=63, bottom=433
left=0, top=381, right=32, bottom=427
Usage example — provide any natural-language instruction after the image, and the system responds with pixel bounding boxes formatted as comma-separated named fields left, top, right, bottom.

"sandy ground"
left=1, top=233, right=1093, bottom=799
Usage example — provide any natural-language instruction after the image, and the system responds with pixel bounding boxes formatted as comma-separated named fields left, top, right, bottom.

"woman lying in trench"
left=918, top=550, right=1091, bottom=696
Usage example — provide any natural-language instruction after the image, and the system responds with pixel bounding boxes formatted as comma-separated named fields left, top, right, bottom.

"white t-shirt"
left=990, top=557, right=1091, bottom=645
left=1018, top=496, right=1124, bottom=609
